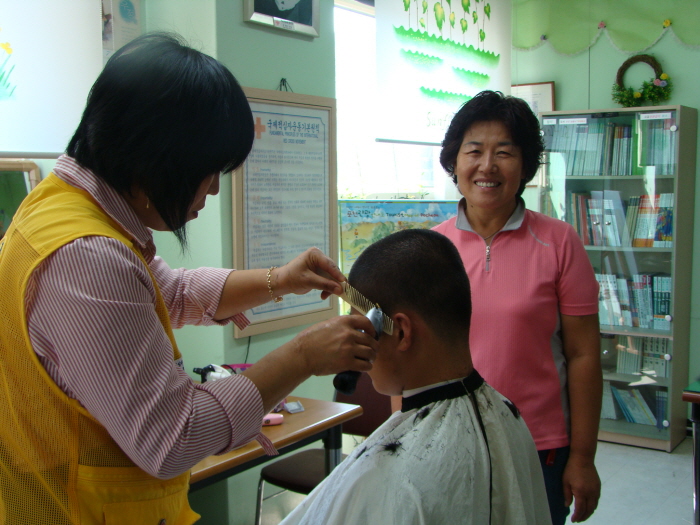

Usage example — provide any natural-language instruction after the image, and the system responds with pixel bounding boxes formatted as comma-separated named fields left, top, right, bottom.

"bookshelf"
left=539, top=105, right=697, bottom=452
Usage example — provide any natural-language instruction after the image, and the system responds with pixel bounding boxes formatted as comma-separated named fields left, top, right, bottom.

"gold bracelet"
left=267, top=266, right=283, bottom=303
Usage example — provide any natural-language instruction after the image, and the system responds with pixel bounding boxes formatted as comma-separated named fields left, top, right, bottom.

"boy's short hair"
left=67, top=32, right=254, bottom=246
left=348, top=229, right=471, bottom=341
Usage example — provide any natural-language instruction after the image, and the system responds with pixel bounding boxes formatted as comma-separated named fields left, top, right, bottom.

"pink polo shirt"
left=434, top=200, right=598, bottom=450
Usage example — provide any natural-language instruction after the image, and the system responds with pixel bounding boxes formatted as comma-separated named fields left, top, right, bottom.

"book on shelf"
left=616, top=336, right=642, bottom=374
left=627, top=279, right=640, bottom=327
left=614, top=336, right=670, bottom=378
left=639, top=115, right=677, bottom=175
left=651, top=274, right=672, bottom=331
left=602, top=381, right=618, bottom=420
left=625, top=196, right=640, bottom=247
left=603, top=199, right=621, bottom=246
left=631, top=389, right=657, bottom=425
left=632, top=273, right=656, bottom=329
left=607, top=190, right=632, bottom=246
left=587, top=198, right=605, bottom=246
left=577, top=193, right=592, bottom=244
left=610, top=385, right=632, bottom=422
left=632, top=194, right=659, bottom=247
left=570, top=191, right=635, bottom=247
left=616, top=277, right=634, bottom=326
left=596, top=275, right=669, bottom=329
left=655, top=389, right=668, bottom=430
left=610, top=385, right=657, bottom=426
left=641, top=338, right=669, bottom=378
left=652, top=193, right=674, bottom=248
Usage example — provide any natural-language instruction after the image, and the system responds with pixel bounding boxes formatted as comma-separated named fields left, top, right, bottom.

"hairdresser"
left=0, top=32, right=377, bottom=525
left=433, top=91, right=602, bottom=524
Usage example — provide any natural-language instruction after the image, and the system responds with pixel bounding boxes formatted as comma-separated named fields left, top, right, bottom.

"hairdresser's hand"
left=242, top=314, right=378, bottom=414
left=564, top=454, right=600, bottom=522
left=294, top=314, right=378, bottom=376
left=274, top=247, right=345, bottom=300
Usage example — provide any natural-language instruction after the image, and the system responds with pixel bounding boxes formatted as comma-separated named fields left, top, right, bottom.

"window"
left=334, top=3, right=459, bottom=200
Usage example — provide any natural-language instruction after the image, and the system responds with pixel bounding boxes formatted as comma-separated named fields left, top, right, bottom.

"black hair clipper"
left=333, top=306, right=384, bottom=395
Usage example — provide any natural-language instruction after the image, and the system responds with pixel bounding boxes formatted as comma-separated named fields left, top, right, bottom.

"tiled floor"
left=260, top=437, right=695, bottom=525
left=574, top=438, right=694, bottom=525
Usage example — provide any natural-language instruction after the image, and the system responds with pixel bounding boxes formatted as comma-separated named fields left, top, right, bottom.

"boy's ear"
left=392, top=313, right=412, bottom=352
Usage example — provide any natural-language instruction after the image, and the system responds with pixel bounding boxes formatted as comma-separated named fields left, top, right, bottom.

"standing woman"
left=0, top=33, right=377, bottom=525
left=433, top=91, right=602, bottom=524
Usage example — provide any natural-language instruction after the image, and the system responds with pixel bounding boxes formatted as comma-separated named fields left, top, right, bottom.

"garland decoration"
left=612, top=54, right=672, bottom=107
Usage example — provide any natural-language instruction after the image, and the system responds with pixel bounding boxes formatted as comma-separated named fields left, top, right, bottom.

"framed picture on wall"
left=511, top=81, right=556, bottom=115
left=231, top=87, right=337, bottom=338
left=244, top=0, right=320, bottom=38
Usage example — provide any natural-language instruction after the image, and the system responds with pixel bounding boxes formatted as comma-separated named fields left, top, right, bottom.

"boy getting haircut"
left=281, top=229, right=552, bottom=525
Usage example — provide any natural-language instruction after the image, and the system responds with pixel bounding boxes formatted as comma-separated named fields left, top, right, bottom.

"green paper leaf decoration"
left=434, top=3, right=445, bottom=31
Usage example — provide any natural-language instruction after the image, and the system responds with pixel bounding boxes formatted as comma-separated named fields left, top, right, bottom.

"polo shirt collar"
left=454, top=197, right=526, bottom=234
left=52, top=155, right=156, bottom=260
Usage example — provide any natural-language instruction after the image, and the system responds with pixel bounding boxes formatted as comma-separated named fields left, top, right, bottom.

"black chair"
left=255, top=373, right=392, bottom=524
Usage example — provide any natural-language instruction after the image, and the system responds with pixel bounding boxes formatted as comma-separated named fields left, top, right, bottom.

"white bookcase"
left=539, top=105, right=697, bottom=452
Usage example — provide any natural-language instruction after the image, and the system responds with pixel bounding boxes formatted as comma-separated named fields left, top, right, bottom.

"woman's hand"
left=241, top=314, right=379, bottom=413
left=213, top=248, right=345, bottom=320
left=273, top=247, right=345, bottom=300
left=292, top=315, right=378, bottom=376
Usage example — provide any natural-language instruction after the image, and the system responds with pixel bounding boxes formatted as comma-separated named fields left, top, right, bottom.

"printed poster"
left=338, top=199, right=458, bottom=312
left=243, top=101, right=331, bottom=324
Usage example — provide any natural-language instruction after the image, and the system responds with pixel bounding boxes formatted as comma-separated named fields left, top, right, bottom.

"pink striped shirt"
left=25, top=155, right=266, bottom=479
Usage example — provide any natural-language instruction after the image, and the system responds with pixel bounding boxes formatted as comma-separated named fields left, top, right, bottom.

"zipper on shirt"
left=485, top=244, right=491, bottom=272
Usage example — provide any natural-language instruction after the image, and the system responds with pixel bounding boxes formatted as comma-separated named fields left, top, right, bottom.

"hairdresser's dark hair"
left=67, top=32, right=254, bottom=248
left=440, top=90, right=544, bottom=198
left=348, top=229, right=471, bottom=342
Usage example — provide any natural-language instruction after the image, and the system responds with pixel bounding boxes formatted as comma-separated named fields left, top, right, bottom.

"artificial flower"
left=540, top=34, right=547, bottom=41
left=663, top=19, right=671, bottom=27
left=598, top=21, right=606, bottom=29
left=660, top=81, right=668, bottom=87
left=0, top=42, right=11, bottom=54
left=654, top=78, right=662, bottom=86
left=660, top=73, right=669, bottom=80
left=633, top=92, right=642, bottom=98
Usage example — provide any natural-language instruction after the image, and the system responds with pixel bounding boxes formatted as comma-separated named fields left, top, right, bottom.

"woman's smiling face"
left=453, top=120, right=525, bottom=213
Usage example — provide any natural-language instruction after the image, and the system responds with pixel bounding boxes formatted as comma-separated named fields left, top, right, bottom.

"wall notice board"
left=232, top=87, right=337, bottom=338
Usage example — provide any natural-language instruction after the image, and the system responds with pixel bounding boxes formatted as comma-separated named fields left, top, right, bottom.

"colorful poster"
left=338, top=199, right=458, bottom=284
left=375, top=0, right=511, bottom=144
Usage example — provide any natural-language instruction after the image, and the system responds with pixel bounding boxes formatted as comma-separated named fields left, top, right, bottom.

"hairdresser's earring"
left=146, top=199, right=150, bottom=209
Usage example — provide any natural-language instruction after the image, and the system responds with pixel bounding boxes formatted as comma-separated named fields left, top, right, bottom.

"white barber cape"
left=280, top=370, right=552, bottom=525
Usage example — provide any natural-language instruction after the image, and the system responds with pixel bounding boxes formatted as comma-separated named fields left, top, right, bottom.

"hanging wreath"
left=611, top=54, right=672, bottom=107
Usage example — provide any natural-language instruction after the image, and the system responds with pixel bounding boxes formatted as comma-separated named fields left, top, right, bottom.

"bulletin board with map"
left=338, top=199, right=458, bottom=313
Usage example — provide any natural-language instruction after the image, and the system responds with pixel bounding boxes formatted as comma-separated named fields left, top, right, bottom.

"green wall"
left=512, top=28, right=700, bottom=385
left=143, top=1, right=337, bottom=523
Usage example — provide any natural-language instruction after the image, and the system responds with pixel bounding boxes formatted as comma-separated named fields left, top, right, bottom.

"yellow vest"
left=0, top=174, right=200, bottom=524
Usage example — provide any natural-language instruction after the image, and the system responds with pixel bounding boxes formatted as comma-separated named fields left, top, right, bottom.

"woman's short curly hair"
left=439, top=91, right=544, bottom=198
